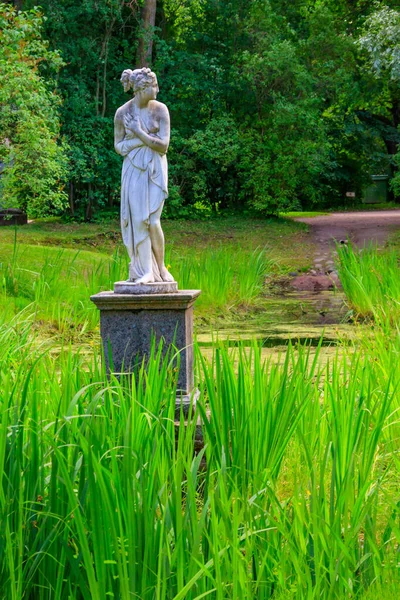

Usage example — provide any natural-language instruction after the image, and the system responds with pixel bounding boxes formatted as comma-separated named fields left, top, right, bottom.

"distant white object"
left=346, top=192, right=356, bottom=198
left=114, top=67, right=175, bottom=286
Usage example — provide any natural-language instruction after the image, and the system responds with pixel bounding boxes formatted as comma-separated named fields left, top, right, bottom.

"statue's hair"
left=120, top=69, right=134, bottom=90
left=130, top=67, right=157, bottom=93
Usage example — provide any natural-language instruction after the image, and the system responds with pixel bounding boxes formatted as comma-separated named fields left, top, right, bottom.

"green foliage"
left=154, top=1, right=331, bottom=214
left=22, top=0, right=140, bottom=217
left=1, top=312, right=400, bottom=597
left=155, top=0, right=398, bottom=214
left=336, top=242, right=400, bottom=324
left=175, top=246, right=274, bottom=309
left=166, top=116, right=241, bottom=216
left=358, top=6, right=400, bottom=82
left=5, top=0, right=400, bottom=217
left=357, top=6, right=400, bottom=195
left=0, top=4, right=68, bottom=216
left=234, top=4, right=333, bottom=211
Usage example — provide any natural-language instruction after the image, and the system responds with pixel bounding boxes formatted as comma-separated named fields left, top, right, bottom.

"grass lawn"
left=0, top=215, right=314, bottom=271
left=280, top=210, right=328, bottom=218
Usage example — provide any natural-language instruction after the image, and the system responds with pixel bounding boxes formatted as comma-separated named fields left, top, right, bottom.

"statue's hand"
left=124, top=114, right=143, bottom=136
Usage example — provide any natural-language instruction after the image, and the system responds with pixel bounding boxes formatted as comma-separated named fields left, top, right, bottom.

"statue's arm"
left=114, top=112, right=142, bottom=156
left=127, top=104, right=170, bottom=154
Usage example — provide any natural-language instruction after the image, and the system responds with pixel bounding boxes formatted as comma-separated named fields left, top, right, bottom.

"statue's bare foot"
left=134, top=272, right=155, bottom=285
left=159, top=266, right=175, bottom=282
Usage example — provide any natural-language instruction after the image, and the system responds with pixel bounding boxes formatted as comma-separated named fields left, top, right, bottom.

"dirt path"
left=296, top=210, right=400, bottom=272
left=286, top=210, right=400, bottom=292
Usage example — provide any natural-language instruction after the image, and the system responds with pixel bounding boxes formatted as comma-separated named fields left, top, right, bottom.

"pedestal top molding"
left=90, top=289, right=201, bottom=311
left=114, top=280, right=178, bottom=295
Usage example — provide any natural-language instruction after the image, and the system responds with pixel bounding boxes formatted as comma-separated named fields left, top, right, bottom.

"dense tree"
left=357, top=6, right=400, bottom=191
left=0, top=4, right=68, bottom=216
left=21, top=0, right=140, bottom=219
left=2, top=0, right=399, bottom=217
left=155, top=0, right=361, bottom=211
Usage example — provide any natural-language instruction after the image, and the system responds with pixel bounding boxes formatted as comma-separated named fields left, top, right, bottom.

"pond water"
left=195, top=286, right=358, bottom=368
left=197, top=289, right=353, bottom=348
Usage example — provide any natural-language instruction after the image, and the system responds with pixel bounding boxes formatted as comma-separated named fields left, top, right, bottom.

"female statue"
left=114, top=67, right=174, bottom=284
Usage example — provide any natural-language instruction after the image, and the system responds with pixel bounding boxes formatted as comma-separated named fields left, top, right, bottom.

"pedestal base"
left=175, top=388, right=200, bottom=420
left=90, top=290, right=201, bottom=395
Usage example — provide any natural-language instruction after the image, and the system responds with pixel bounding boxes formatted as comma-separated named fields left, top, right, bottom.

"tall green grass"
left=336, top=243, right=400, bottom=323
left=0, top=237, right=275, bottom=336
left=0, top=235, right=126, bottom=335
left=1, top=311, right=400, bottom=598
left=174, top=246, right=274, bottom=309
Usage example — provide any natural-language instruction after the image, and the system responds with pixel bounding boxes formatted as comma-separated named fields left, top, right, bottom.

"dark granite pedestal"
left=90, top=289, right=201, bottom=415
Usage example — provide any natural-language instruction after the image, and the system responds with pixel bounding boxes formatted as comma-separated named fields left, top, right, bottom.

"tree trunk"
left=108, top=186, right=114, bottom=208
left=86, top=183, right=93, bottom=221
left=69, top=181, right=75, bottom=216
left=136, top=0, right=157, bottom=67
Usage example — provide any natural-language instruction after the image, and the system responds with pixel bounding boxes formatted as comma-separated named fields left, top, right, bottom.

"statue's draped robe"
left=117, top=124, right=168, bottom=281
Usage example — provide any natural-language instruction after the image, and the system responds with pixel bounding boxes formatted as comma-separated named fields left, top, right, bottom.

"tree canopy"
left=2, top=0, right=400, bottom=217
left=0, top=3, right=67, bottom=216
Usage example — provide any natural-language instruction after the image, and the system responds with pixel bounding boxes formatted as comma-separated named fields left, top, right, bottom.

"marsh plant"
left=175, top=246, right=274, bottom=309
left=336, top=243, right=400, bottom=324
left=0, top=238, right=275, bottom=336
left=1, top=308, right=400, bottom=599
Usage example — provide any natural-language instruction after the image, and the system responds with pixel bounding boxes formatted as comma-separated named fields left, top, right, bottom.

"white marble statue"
left=114, top=67, right=174, bottom=284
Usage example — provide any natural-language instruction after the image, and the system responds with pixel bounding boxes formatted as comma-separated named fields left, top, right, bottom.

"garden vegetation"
left=1, top=1, right=400, bottom=218
left=2, top=1, right=400, bottom=599
left=0, top=235, right=400, bottom=598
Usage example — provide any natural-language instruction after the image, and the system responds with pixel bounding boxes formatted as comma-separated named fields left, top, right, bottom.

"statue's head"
left=120, top=67, right=159, bottom=101
left=130, top=67, right=158, bottom=94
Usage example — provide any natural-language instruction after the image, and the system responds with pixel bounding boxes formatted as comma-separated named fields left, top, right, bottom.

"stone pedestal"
left=90, top=290, right=201, bottom=410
